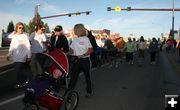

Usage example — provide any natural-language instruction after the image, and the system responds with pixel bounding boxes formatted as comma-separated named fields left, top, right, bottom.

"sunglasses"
left=18, top=27, right=24, bottom=29
left=55, top=30, right=61, bottom=32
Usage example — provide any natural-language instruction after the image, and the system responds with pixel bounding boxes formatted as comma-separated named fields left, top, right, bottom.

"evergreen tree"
left=44, top=23, right=50, bottom=33
left=23, top=23, right=29, bottom=33
left=27, top=14, right=50, bottom=34
left=27, top=13, right=50, bottom=34
left=28, top=20, right=35, bottom=34
left=7, top=21, right=14, bottom=33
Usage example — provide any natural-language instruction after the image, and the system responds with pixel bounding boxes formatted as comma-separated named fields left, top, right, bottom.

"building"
left=91, top=29, right=110, bottom=35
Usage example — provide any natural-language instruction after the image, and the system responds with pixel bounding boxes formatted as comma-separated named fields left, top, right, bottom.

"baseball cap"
left=54, top=25, right=63, bottom=32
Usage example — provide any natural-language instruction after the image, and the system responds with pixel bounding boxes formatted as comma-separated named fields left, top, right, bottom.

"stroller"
left=22, top=48, right=79, bottom=110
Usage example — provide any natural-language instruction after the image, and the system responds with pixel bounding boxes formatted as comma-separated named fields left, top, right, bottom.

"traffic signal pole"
left=172, top=0, right=175, bottom=39
left=41, top=11, right=92, bottom=19
left=107, top=7, right=180, bottom=12
left=107, top=6, right=180, bottom=39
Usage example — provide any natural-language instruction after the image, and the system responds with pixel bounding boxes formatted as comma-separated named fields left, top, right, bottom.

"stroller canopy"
left=39, top=48, right=69, bottom=75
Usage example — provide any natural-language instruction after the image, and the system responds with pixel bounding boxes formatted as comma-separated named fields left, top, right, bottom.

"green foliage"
left=27, top=20, right=35, bottom=34
left=23, top=23, right=29, bottom=33
left=7, top=21, right=14, bottom=33
left=44, top=23, right=50, bottom=33
left=6, top=13, right=50, bottom=34
left=26, top=13, right=50, bottom=34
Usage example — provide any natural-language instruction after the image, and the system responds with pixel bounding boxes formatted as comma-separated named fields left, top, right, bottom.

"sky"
left=0, top=0, right=180, bottom=39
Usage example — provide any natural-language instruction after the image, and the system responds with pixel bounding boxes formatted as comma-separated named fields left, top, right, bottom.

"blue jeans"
left=14, top=62, right=27, bottom=85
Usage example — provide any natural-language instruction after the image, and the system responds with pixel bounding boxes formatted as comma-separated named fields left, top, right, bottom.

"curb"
left=0, top=47, right=9, bottom=50
left=0, top=64, right=14, bottom=74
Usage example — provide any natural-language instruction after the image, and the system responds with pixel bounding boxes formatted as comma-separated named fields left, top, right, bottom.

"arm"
left=84, top=48, right=93, bottom=56
left=25, top=35, right=31, bottom=61
left=84, top=37, right=93, bottom=56
left=7, top=36, right=14, bottom=61
left=62, top=37, right=69, bottom=53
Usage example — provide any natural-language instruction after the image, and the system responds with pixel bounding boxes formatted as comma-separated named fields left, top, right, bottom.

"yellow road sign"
left=115, top=6, right=121, bottom=12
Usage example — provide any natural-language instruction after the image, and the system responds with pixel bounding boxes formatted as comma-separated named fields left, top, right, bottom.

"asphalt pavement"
left=0, top=50, right=180, bottom=110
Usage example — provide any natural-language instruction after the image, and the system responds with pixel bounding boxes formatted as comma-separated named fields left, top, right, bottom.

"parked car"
left=2, top=33, right=12, bottom=46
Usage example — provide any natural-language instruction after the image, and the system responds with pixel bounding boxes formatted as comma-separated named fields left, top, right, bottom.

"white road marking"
left=0, top=94, right=24, bottom=106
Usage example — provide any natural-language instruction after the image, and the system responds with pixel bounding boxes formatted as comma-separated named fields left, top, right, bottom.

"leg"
left=81, top=58, right=92, bottom=94
left=14, top=62, right=25, bottom=85
left=30, top=54, right=37, bottom=77
left=68, top=60, right=81, bottom=90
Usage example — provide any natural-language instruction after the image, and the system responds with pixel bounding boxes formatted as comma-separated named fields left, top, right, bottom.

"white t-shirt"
left=8, top=33, right=31, bottom=62
left=70, top=36, right=92, bottom=57
left=138, top=41, right=146, bottom=50
left=96, top=39, right=104, bottom=47
left=29, top=32, right=47, bottom=53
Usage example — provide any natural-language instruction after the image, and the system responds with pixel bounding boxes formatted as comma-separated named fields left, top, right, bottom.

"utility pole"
left=34, top=4, right=40, bottom=25
left=172, top=0, right=175, bottom=39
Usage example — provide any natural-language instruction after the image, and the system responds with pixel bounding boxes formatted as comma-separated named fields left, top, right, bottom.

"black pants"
left=126, top=52, right=133, bottom=62
left=150, top=51, right=156, bottom=62
left=68, top=57, right=92, bottom=94
left=14, top=62, right=27, bottom=85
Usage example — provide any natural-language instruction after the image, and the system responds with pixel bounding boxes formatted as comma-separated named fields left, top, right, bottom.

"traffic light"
left=86, top=12, right=90, bottom=15
left=127, top=7, right=132, bottom=11
left=76, top=12, right=81, bottom=15
left=107, top=7, right=111, bottom=11
left=115, top=6, right=121, bottom=12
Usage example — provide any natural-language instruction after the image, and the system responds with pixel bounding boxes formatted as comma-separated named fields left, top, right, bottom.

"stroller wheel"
left=64, top=90, right=79, bottom=110
left=23, top=103, right=39, bottom=110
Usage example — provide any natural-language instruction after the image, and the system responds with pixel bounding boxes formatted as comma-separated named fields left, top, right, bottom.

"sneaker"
left=22, top=81, right=28, bottom=87
left=120, top=60, right=123, bottom=63
left=14, top=84, right=22, bottom=88
left=85, top=93, right=92, bottom=98
left=115, top=65, right=118, bottom=68
left=152, top=62, right=156, bottom=64
left=109, top=64, right=113, bottom=68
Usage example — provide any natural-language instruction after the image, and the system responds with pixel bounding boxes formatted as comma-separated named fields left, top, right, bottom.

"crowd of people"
left=7, top=22, right=180, bottom=98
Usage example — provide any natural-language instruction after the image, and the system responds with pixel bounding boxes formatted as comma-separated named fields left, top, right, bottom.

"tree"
left=26, top=13, right=50, bottom=34
left=23, top=23, right=29, bottom=33
left=7, top=21, right=14, bottom=33
left=44, top=23, right=50, bottom=33
left=27, top=20, right=35, bottom=34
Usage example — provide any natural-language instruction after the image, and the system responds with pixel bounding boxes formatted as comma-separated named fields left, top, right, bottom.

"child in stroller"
left=22, top=48, right=79, bottom=110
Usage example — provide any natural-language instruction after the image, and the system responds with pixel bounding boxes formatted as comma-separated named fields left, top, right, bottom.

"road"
left=0, top=47, right=13, bottom=72
left=0, top=52, right=180, bottom=110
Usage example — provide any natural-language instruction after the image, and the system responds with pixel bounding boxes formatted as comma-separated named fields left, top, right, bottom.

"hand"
left=78, top=55, right=84, bottom=58
left=7, top=56, right=10, bottom=61
left=68, top=48, right=74, bottom=55
left=26, top=58, right=31, bottom=62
